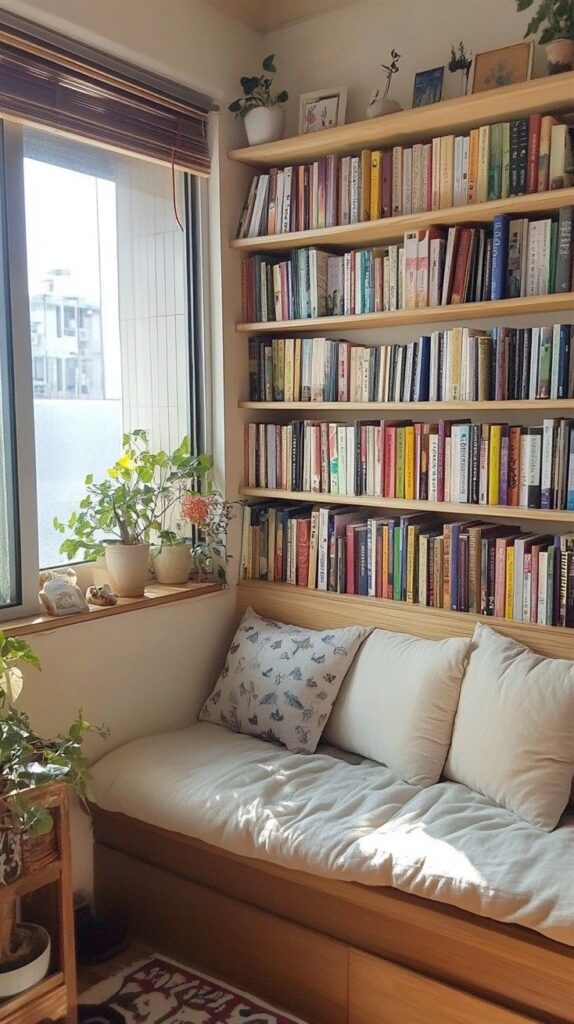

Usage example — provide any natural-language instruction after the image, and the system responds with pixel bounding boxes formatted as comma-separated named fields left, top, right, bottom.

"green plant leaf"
left=262, top=54, right=277, bottom=72
left=276, top=90, right=289, bottom=104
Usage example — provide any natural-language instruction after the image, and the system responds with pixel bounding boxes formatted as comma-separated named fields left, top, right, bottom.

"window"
left=0, top=16, right=212, bottom=617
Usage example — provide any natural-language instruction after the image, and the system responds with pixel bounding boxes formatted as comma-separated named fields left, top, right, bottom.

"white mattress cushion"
left=90, top=722, right=574, bottom=947
left=198, top=608, right=369, bottom=753
left=324, top=628, right=471, bottom=785
left=445, top=623, right=574, bottom=831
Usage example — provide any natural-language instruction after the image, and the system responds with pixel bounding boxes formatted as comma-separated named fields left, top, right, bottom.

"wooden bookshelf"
left=231, top=187, right=574, bottom=253
left=236, top=292, right=574, bottom=334
left=229, top=73, right=574, bottom=167
left=239, top=399, right=574, bottom=412
left=237, top=579, right=574, bottom=660
left=240, top=487, right=574, bottom=523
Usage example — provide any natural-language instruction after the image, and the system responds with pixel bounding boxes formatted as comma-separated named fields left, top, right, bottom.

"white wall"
left=264, top=0, right=539, bottom=136
left=1, top=0, right=260, bottom=892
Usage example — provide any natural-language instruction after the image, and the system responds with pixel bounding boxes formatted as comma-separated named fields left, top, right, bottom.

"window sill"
left=3, top=581, right=226, bottom=638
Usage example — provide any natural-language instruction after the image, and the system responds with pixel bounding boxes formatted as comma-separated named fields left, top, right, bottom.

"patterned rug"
left=79, top=955, right=308, bottom=1023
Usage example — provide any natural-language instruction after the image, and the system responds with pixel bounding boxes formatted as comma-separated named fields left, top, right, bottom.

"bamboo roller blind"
left=0, top=23, right=211, bottom=175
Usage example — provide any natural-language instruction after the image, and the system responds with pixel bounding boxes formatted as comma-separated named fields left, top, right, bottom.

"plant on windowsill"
left=0, top=631, right=107, bottom=998
left=517, top=0, right=574, bottom=72
left=178, top=490, right=235, bottom=583
left=228, top=54, right=289, bottom=146
left=53, top=430, right=213, bottom=597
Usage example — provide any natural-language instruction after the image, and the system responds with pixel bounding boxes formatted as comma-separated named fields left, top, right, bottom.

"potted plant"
left=0, top=631, right=106, bottom=997
left=180, top=490, right=235, bottom=582
left=367, top=50, right=402, bottom=118
left=517, top=0, right=574, bottom=73
left=229, top=54, right=288, bottom=145
left=447, top=41, right=473, bottom=96
left=54, top=431, right=213, bottom=596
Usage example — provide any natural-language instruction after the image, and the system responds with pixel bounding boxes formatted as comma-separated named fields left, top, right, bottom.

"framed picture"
left=412, top=66, right=444, bottom=108
left=298, top=87, right=347, bottom=134
left=472, top=41, right=533, bottom=94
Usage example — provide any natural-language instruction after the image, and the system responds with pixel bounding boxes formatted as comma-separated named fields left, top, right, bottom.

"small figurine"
left=86, top=585, right=118, bottom=608
left=39, top=572, right=89, bottom=616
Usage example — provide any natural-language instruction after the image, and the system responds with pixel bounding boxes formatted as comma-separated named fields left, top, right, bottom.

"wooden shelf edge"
left=0, top=862, right=61, bottom=901
left=239, top=399, right=574, bottom=412
left=239, top=487, right=574, bottom=523
left=236, top=294, right=574, bottom=335
left=0, top=972, right=65, bottom=1021
left=237, top=579, right=574, bottom=657
left=229, top=73, right=574, bottom=167
left=231, top=188, right=574, bottom=253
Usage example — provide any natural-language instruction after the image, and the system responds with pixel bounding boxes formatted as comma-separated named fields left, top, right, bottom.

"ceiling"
left=203, top=0, right=357, bottom=32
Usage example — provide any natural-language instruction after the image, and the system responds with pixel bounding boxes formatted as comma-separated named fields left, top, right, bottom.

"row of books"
left=237, top=116, right=574, bottom=238
left=240, top=208, right=574, bottom=322
left=247, top=324, right=574, bottom=403
left=244, top=418, right=574, bottom=511
left=240, top=502, right=574, bottom=628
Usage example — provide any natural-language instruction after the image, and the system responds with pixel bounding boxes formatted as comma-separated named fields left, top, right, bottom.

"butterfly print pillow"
left=198, top=608, right=369, bottom=753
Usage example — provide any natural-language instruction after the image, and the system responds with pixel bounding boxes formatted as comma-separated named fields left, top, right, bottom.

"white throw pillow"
left=444, top=623, right=574, bottom=831
left=198, top=608, right=369, bottom=754
left=324, top=628, right=472, bottom=786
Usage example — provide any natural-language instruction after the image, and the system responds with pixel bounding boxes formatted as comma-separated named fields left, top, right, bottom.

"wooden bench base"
left=92, top=806, right=574, bottom=1024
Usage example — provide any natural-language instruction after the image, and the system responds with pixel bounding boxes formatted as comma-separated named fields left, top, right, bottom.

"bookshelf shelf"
left=236, top=580, right=574, bottom=659
left=240, top=486, right=574, bottom=523
left=231, top=187, right=574, bottom=253
left=236, top=292, right=574, bottom=334
left=229, top=73, right=574, bottom=168
left=239, top=399, right=574, bottom=412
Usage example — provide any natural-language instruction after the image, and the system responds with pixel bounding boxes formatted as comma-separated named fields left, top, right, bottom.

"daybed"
left=90, top=587, right=574, bottom=1024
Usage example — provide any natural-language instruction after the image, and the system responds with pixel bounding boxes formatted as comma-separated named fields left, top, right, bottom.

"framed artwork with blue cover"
left=412, top=66, right=444, bottom=107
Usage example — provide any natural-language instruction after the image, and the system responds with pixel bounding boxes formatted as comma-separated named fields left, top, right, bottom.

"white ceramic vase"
left=366, top=92, right=402, bottom=119
left=244, top=105, right=284, bottom=146
left=545, top=38, right=574, bottom=74
left=152, top=544, right=192, bottom=585
left=104, top=543, right=150, bottom=598
left=0, top=925, right=51, bottom=998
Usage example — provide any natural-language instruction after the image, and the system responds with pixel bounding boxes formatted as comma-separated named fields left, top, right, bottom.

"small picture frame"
left=298, top=87, right=347, bottom=135
left=412, top=66, right=444, bottom=108
left=472, top=41, right=533, bottom=94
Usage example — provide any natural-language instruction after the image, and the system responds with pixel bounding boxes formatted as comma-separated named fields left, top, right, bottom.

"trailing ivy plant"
left=517, top=0, right=574, bottom=42
left=53, top=430, right=213, bottom=560
left=228, top=54, right=288, bottom=118
left=0, top=632, right=108, bottom=837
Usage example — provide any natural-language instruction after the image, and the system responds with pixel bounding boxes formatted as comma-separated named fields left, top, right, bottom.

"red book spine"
left=377, top=423, right=385, bottom=497
left=381, top=150, right=393, bottom=218
left=296, top=518, right=310, bottom=587
left=530, top=547, right=540, bottom=622
left=384, top=425, right=396, bottom=497
left=450, top=228, right=472, bottom=304
left=346, top=524, right=356, bottom=594
left=527, top=113, right=542, bottom=194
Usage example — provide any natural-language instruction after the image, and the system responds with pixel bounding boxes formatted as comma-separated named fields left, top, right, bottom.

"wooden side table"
left=0, top=784, right=77, bottom=1024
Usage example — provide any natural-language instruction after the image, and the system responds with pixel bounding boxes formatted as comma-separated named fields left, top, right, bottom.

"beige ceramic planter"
left=152, top=544, right=192, bottom=585
left=545, top=38, right=574, bottom=74
left=104, top=543, right=150, bottom=597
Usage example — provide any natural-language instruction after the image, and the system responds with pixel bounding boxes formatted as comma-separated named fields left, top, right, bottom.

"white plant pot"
left=152, top=544, right=192, bottom=585
left=0, top=924, right=50, bottom=998
left=545, top=38, right=574, bottom=74
left=366, top=94, right=402, bottom=119
left=244, top=106, right=284, bottom=146
left=104, top=543, right=150, bottom=598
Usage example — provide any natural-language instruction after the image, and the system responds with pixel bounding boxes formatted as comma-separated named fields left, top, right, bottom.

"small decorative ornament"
left=39, top=572, right=89, bottom=616
left=448, top=41, right=473, bottom=97
left=86, top=585, right=118, bottom=608
left=367, top=49, right=402, bottom=118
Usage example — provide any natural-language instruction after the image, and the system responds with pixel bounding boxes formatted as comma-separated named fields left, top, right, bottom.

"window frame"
left=0, top=120, right=212, bottom=622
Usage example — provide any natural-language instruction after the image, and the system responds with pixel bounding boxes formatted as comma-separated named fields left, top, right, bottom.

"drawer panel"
left=349, top=950, right=542, bottom=1024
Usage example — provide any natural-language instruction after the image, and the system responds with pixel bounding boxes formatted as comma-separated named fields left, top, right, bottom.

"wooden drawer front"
left=349, top=950, right=542, bottom=1024
left=2, top=984, right=68, bottom=1024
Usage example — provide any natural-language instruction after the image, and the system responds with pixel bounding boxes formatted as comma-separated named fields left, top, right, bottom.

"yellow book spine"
left=370, top=150, right=382, bottom=220
left=404, top=425, right=415, bottom=499
left=360, top=149, right=371, bottom=222
left=488, top=424, right=502, bottom=505
left=505, top=547, right=514, bottom=619
left=467, top=128, right=480, bottom=204
left=476, top=125, right=491, bottom=204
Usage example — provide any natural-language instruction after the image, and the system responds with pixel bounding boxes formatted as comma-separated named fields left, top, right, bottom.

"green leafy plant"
left=53, top=430, right=213, bottom=560
left=0, top=631, right=108, bottom=838
left=228, top=54, right=288, bottom=118
left=517, top=0, right=574, bottom=42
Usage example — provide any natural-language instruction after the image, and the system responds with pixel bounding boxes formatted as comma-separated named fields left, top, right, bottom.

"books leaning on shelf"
left=244, top=417, right=574, bottom=511
left=240, top=207, right=574, bottom=322
left=237, top=116, right=574, bottom=238
left=240, top=502, right=574, bottom=628
left=248, top=324, right=574, bottom=403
